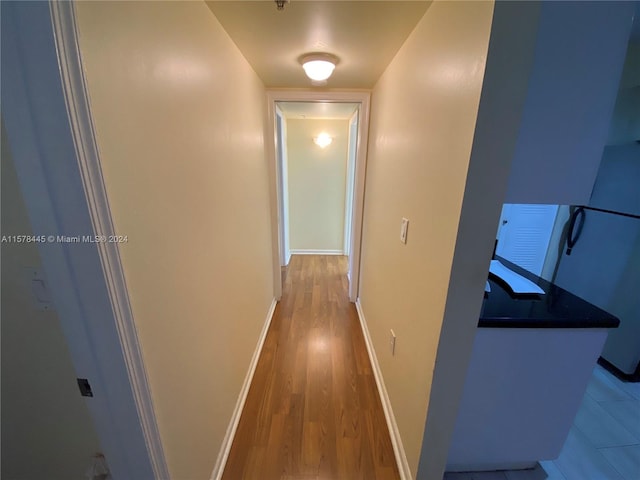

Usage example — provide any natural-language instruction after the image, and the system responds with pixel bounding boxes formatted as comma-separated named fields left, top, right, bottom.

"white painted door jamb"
left=344, top=110, right=359, bottom=258
left=275, top=106, right=291, bottom=267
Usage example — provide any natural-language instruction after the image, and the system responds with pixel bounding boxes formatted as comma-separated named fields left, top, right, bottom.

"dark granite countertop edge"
left=478, top=256, right=620, bottom=329
left=478, top=318, right=620, bottom=329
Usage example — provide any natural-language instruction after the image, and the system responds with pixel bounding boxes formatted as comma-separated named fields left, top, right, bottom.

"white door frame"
left=275, top=106, right=291, bottom=267
left=343, top=111, right=359, bottom=257
left=1, top=2, right=168, bottom=478
left=266, top=91, right=371, bottom=302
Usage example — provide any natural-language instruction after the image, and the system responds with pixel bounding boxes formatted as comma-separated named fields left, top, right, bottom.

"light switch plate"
left=400, top=218, right=409, bottom=244
left=390, top=329, right=396, bottom=355
left=24, top=267, right=53, bottom=311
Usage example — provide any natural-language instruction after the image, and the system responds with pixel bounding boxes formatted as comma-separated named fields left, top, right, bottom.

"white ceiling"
left=277, top=101, right=359, bottom=119
left=206, top=1, right=431, bottom=89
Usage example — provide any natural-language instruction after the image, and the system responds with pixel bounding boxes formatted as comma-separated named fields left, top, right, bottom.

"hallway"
left=222, top=255, right=400, bottom=480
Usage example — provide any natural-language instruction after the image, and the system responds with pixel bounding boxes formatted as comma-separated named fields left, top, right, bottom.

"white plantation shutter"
left=496, top=204, right=559, bottom=276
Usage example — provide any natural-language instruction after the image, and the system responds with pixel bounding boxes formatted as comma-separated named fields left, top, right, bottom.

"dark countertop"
left=479, top=257, right=620, bottom=329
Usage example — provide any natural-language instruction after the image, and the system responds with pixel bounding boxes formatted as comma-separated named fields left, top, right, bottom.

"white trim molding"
left=343, top=111, right=359, bottom=257
left=275, top=107, right=291, bottom=267
left=210, top=299, right=278, bottom=480
left=50, top=2, right=169, bottom=477
left=289, top=249, right=344, bottom=255
left=355, top=300, right=412, bottom=480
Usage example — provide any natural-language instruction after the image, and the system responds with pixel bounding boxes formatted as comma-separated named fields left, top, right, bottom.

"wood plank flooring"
left=222, top=255, right=400, bottom=480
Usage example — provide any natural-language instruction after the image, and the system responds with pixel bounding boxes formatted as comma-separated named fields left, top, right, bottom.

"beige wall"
left=1, top=123, right=102, bottom=479
left=75, top=2, right=274, bottom=478
left=359, top=1, right=495, bottom=476
left=286, top=118, right=349, bottom=252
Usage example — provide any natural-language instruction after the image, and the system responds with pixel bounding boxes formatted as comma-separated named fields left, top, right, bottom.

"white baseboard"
left=289, top=249, right=344, bottom=255
left=210, top=298, right=278, bottom=480
left=355, top=300, right=412, bottom=480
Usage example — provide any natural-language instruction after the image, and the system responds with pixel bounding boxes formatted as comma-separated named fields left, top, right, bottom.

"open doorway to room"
left=276, top=101, right=359, bottom=278
left=267, top=92, right=370, bottom=302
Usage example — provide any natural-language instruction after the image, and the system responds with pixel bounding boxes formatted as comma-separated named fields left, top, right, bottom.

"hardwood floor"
left=222, top=255, right=400, bottom=480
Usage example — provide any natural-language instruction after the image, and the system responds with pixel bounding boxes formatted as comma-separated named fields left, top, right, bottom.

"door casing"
left=266, top=90, right=371, bottom=302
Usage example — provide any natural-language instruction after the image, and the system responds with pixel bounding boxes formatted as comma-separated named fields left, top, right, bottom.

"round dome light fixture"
left=299, top=53, right=339, bottom=83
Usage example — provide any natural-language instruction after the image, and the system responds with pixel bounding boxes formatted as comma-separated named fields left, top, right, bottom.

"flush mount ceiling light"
left=314, top=133, right=333, bottom=148
left=299, top=53, right=339, bottom=85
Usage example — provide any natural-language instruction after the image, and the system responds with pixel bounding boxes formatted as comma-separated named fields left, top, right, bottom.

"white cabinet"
left=446, top=328, right=610, bottom=472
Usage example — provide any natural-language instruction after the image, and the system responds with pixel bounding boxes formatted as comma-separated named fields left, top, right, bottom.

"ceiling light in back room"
left=299, top=53, right=339, bottom=85
left=314, top=133, right=332, bottom=148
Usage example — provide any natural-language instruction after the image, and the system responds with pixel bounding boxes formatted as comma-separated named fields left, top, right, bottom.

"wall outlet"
left=390, top=329, right=396, bottom=356
left=400, top=218, right=409, bottom=244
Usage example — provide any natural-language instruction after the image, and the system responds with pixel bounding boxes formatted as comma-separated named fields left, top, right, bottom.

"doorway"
left=266, top=91, right=371, bottom=302
left=277, top=101, right=358, bottom=255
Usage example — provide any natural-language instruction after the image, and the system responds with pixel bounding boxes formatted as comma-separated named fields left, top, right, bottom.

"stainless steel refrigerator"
left=552, top=144, right=640, bottom=380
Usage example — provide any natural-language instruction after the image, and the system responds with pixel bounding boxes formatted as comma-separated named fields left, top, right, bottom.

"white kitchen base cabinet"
left=446, top=327, right=610, bottom=472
